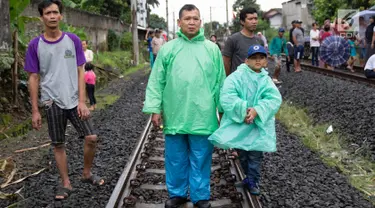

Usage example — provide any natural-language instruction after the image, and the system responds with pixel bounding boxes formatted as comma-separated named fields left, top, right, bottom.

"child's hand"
left=244, top=108, right=257, bottom=124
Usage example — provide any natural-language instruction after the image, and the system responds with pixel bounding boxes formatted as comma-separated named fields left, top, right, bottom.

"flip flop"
left=81, top=174, right=105, bottom=186
left=55, top=186, right=72, bottom=201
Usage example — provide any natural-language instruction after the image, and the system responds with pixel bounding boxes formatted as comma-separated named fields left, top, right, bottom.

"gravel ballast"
left=260, top=122, right=373, bottom=208
left=0, top=69, right=149, bottom=208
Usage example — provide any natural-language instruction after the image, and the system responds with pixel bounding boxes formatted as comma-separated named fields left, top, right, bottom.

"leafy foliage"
left=232, top=0, right=260, bottom=12
left=312, top=0, right=375, bottom=25
left=60, top=22, right=88, bottom=40
left=107, top=29, right=120, bottom=51
left=149, top=14, right=167, bottom=29
left=120, top=32, right=133, bottom=51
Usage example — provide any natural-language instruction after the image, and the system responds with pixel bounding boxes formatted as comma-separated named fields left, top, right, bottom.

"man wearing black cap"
left=292, top=20, right=304, bottom=72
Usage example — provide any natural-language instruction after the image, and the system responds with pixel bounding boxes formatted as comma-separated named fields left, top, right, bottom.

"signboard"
left=0, top=0, right=12, bottom=52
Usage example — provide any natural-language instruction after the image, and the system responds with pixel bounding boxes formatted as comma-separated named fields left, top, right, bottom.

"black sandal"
left=81, top=174, right=105, bottom=186
left=55, top=186, right=72, bottom=201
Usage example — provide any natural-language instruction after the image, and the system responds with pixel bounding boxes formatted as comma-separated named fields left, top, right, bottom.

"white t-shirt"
left=310, top=29, right=320, bottom=47
left=84, top=49, right=94, bottom=62
left=364, top=54, right=375, bottom=70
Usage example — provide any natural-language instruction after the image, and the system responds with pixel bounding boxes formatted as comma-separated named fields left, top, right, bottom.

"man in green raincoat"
left=142, top=4, right=226, bottom=208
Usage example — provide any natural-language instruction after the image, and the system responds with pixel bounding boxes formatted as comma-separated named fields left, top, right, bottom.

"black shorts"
left=45, top=102, right=95, bottom=146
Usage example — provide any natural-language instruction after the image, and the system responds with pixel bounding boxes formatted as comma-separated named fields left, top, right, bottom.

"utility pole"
left=173, top=12, right=176, bottom=39
left=226, top=0, right=230, bottom=36
left=131, top=0, right=139, bottom=65
left=166, top=0, right=169, bottom=40
left=210, top=7, right=213, bottom=35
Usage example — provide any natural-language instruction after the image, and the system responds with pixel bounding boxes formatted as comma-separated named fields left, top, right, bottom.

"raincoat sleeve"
left=214, top=47, right=226, bottom=113
left=220, top=75, right=248, bottom=123
left=283, top=39, right=289, bottom=56
left=253, top=79, right=282, bottom=125
left=142, top=47, right=167, bottom=114
left=269, top=38, right=276, bottom=56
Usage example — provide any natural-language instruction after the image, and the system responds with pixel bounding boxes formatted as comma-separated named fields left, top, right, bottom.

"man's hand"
left=372, top=43, right=374, bottom=49
left=32, top=111, right=42, bottom=130
left=77, top=102, right=90, bottom=120
left=151, top=113, right=162, bottom=128
left=244, top=108, right=258, bottom=124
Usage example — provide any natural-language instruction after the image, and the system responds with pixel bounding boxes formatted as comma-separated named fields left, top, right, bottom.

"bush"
left=120, top=32, right=132, bottom=51
left=107, top=29, right=120, bottom=51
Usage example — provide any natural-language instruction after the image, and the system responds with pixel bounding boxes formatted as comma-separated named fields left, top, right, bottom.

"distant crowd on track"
left=22, top=0, right=373, bottom=207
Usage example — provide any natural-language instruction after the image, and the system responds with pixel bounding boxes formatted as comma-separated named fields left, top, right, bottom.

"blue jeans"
left=238, top=150, right=263, bottom=184
left=165, top=134, right=214, bottom=203
left=311, top=46, right=319, bottom=66
left=294, top=45, right=304, bottom=60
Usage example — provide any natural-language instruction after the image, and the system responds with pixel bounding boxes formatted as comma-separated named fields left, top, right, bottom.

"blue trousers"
left=165, top=134, right=214, bottom=203
left=311, top=47, right=319, bottom=66
left=237, top=150, right=263, bottom=184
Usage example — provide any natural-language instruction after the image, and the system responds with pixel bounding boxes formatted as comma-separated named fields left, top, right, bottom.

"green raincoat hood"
left=176, top=28, right=205, bottom=42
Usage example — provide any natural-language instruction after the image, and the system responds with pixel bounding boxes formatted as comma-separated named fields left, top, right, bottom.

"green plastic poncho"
left=142, top=28, right=226, bottom=135
left=208, top=64, right=282, bottom=152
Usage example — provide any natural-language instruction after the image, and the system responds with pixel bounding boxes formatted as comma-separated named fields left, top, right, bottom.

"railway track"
left=277, top=56, right=375, bottom=86
left=107, top=117, right=262, bottom=208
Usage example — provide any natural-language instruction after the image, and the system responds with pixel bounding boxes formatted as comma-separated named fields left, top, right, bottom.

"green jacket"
left=269, top=36, right=288, bottom=56
left=142, top=28, right=226, bottom=135
left=208, top=64, right=282, bottom=152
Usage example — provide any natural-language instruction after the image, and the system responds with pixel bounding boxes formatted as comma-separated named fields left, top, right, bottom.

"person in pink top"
left=84, top=63, right=97, bottom=110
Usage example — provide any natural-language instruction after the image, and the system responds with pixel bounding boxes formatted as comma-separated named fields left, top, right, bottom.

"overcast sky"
left=150, top=0, right=286, bottom=30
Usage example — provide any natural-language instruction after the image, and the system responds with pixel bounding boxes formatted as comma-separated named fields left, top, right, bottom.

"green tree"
left=232, top=0, right=260, bottom=12
left=149, top=14, right=166, bottom=29
left=312, top=0, right=346, bottom=24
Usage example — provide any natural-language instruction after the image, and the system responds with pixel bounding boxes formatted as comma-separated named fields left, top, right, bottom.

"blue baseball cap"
left=278, top=27, right=285, bottom=32
left=247, top=45, right=267, bottom=57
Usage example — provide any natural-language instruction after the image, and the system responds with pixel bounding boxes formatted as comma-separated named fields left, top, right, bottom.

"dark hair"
left=82, top=40, right=88, bottom=44
left=210, top=34, right=217, bottom=39
left=149, top=31, right=154, bottom=35
left=85, top=63, right=94, bottom=71
left=38, top=0, right=63, bottom=16
left=179, top=4, right=200, bottom=19
left=312, top=22, right=317, bottom=27
left=324, top=25, right=330, bottom=32
left=239, top=7, right=257, bottom=23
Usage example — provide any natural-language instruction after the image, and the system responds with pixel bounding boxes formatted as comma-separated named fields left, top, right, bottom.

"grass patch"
left=123, top=63, right=148, bottom=76
left=277, top=101, right=375, bottom=203
left=95, top=94, right=120, bottom=110
left=94, top=51, right=132, bottom=71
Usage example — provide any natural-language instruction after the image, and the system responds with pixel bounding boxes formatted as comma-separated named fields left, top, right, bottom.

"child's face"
left=245, top=53, right=267, bottom=71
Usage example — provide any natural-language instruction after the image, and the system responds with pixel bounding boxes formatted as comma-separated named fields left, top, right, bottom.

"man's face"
left=155, top=32, right=161, bottom=38
left=210, top=36, right=216, bottom=42
left=278, top=32, right=284, bottom=37
left=241, top=13, right=258, bottom=32
left=246, top=53, right=267, bottom=71
left=178, top=9, right=201, bottom=38
left=82, top=41, right=87, bottom=50
left=40, top=3, right=62, bottom=29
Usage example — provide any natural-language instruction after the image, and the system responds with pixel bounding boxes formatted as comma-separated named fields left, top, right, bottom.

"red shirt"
left=321, top=32, right=332, bottom=42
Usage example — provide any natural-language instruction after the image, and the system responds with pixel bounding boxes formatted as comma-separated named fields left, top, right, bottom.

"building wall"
left=270, top=14, right=283, bottom=29
left=282, top=0, right=314, bottom=32
left=23, top=1, right=130, bottom=52
left=137, top=0, right=147, bottom=28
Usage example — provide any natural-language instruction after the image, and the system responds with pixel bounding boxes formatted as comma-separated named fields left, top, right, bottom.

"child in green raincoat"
left=209, top=44, right=282, bottom=195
